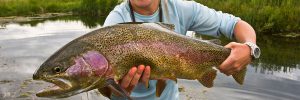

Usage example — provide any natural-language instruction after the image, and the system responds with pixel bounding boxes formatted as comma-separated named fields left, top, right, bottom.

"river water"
left=0, top=16, right=299, bottom=100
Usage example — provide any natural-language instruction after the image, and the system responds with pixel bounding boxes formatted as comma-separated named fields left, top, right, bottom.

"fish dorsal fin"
left=205, top=39, right=222, bottom=45
left=156, top=22, right=175, bottom=30
left=118, top=22, right=175, bottom=30
left=119, top=22, right=144, bottom=24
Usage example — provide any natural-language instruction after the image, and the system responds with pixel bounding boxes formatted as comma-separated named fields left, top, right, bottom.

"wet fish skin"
left=33, top=22, right=246, bottom=98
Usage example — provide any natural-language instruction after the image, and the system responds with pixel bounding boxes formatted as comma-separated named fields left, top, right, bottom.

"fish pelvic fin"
left=232, top=67, right=247, bottom=85
left=156, top=79, right=167, bottom=97
left=198, top=69, right=217, bottom=88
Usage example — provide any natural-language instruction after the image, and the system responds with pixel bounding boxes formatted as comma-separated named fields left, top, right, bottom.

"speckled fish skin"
left=33, top=22, right=246, bottom=98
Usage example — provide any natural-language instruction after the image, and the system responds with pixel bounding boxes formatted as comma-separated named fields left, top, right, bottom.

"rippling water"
left=0, top=16, right=299, bottom=100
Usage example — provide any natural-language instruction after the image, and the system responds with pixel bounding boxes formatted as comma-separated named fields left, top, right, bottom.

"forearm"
left=233, top=20, right=256, bottom=43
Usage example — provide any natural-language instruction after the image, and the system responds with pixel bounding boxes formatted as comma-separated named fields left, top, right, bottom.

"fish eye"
left=53, top=67, right=61, bottom=73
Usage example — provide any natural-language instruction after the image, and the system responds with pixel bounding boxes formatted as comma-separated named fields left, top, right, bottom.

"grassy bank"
left=0, top=0, right=79, bottom=16
left=195, top=0, right=300, bottom=34
left=0, top=0, right=118, bottom=17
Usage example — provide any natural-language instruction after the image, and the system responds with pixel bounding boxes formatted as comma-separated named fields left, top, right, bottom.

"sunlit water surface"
left=0, top=17, right=299, bottom=100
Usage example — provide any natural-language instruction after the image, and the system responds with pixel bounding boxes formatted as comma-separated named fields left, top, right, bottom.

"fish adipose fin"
left=197, top=70, right=217, bottom=88
left=232, top=67, right=247, bottom=85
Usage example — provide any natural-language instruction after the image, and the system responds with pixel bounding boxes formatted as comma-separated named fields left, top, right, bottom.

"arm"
left=233, top=20, right=256, bottom=43
left=175, top=1, right=255, bottom=75
left=175, top=0, right=240, bottom=38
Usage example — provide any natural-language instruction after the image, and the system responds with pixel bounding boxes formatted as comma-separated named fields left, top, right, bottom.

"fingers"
left=121, top=67, right=137, bottom=88
left=108, top=65, right=149, bottom=96
left=219, top=42, right=236, bottom=75
left=119, top=65, right=150, bottom=93
left=219, top=42, right=252, bottom=75
left=130, top=65, right=145, bottom=86
left=141, top=65, right=151, bottom=88
left=219, top=57, right=234, bottom=75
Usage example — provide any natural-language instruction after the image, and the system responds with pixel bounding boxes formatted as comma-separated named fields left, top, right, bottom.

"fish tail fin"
left=232, top=67, right=247, bottom=85
left=197, top=69, right=217, bottom=88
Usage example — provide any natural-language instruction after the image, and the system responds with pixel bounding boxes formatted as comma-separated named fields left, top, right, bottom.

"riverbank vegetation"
left=0, top=0, right=118, bottom=17
left=195, top=0, right=300, bottom=34
left=0, top=0, right=299, bottom=34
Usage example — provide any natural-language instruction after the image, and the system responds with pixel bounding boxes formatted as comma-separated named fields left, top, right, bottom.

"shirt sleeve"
left=175, top=0, right=240, bottom=39
left=103, top=7, right=125, bottom=27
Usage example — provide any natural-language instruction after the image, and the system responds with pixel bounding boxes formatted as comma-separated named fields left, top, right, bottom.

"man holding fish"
left=103, top=0, right=260, bottom=99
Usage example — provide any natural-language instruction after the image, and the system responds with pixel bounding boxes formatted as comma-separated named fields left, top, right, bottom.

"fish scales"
left=81, top=23, right=230, bottom=80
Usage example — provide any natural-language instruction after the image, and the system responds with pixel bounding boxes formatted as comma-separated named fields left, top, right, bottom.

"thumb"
left=219, top=57, right=233, bottom=75
left=224, top=42, right=236, bottom=48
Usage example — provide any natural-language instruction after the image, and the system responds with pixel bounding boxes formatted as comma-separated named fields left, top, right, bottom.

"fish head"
left=33, top=50, right=110, bottom=98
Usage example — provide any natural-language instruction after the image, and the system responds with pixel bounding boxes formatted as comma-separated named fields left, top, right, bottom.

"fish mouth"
left=35, top=77, right=77, bottom=98
left=35, top=76, right=103, bottom=98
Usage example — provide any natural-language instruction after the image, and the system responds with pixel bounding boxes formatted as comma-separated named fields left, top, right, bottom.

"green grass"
left=0, top=0, right=80, bottom=16
left=195, top=0, right=300, bottom=34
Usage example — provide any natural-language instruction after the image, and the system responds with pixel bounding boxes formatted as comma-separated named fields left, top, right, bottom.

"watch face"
left=254, top=48, right=261, bottom=58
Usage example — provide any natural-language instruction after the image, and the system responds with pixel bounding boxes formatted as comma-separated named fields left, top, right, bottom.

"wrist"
left=244, top=42, right=260, bottom=59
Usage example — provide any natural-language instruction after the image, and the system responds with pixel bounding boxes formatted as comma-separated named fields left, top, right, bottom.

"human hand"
left=118, top=65, right=151, bottom=94
left=219, top=42, right=252, bottom=75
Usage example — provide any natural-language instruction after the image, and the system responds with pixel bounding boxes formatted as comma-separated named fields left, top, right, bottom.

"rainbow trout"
left=33, top=22, right=246, bottom=99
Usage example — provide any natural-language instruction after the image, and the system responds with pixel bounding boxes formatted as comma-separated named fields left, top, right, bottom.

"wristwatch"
left=244, top=42, right=261, bottom=59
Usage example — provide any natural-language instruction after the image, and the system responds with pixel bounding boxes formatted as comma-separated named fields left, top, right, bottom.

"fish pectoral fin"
left=197, top=70, right=217, bottom=88
left=232, top=67, right=247, bottom=85
left=98, top=87, right=112, bottom=98
left=105, top=78, right=132, bottom=100
left=156, top=79, right=167, bottom=97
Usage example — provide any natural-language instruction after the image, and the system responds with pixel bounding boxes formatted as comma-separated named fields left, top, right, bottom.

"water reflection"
left=255, top=34, right=300, bottom=72
left=16, top=15, right=106, bottom=28
left=0, top=19, right=101, bottom=74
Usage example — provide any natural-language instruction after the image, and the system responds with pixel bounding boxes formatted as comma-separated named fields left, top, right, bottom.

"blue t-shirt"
left=103, top=0, right=240, bottom=99
left=104, top=0, right=240, bottom=39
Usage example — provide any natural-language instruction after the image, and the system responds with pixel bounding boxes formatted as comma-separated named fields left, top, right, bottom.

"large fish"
left=33, top=22, right=246, bottom=99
